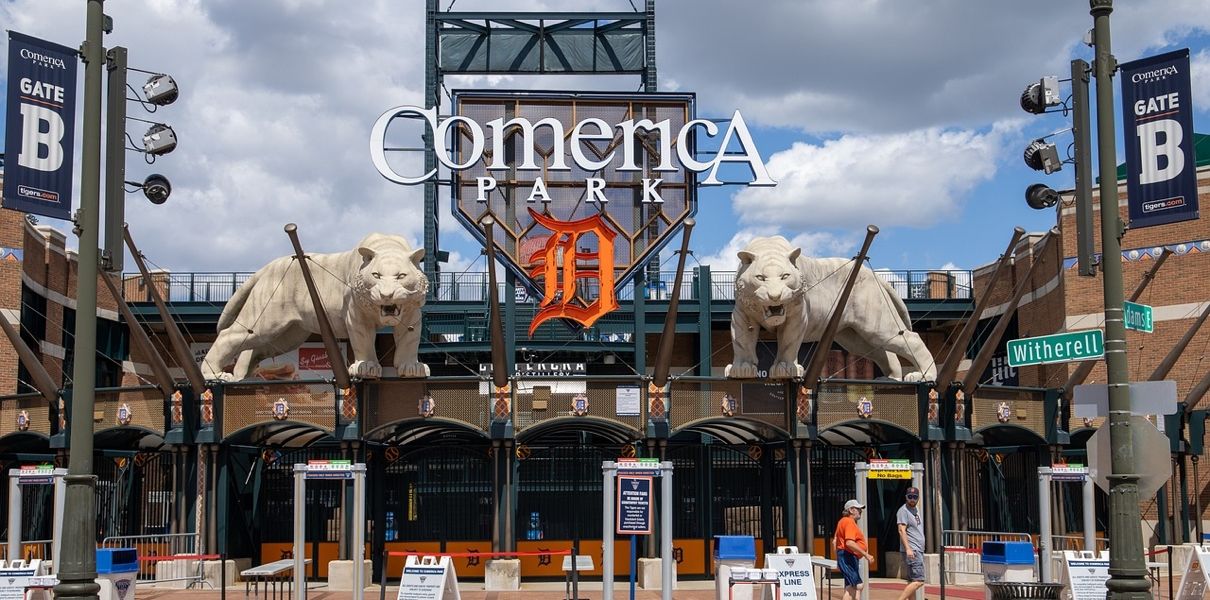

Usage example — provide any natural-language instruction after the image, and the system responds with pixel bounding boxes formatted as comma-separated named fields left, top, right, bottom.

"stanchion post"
left=602, top=462, right=616, bottom=600
left=380, top=549, right=388, bottom=600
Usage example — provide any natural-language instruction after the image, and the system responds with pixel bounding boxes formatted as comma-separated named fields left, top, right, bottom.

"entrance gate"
left=293, top=461, right=366, bottom=600
left=5, top=466, right=64, bottom=567
left=853, top=461, right=923, bottom=600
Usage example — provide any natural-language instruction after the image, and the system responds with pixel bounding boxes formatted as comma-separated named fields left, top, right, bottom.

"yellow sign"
left=869, top=469, right=913, bottom=480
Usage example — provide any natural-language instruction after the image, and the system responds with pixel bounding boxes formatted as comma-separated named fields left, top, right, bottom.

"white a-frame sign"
left=398, top=555, right=461, bottom=600
left=1176, top=546, right=1210, bottom=600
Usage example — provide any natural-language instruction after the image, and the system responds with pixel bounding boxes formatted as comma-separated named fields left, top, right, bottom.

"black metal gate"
left=95, top=451, right=173, bottom=541
left=380, top=444, right=493, bottom=542
left=668, top=441, right=787, bottom=575
left=254, top=446, right=345, bottom=578
left=958, top=446, right=1043, bottom=533
left=516, top=443, right=620, bottom=542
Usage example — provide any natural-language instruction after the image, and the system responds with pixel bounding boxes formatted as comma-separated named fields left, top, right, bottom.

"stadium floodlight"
left=1023, top=139, right=1063, bottom=174
left=1020, top=76, right=1060, bottom=114
left=142, top=123, right=177, bottom=155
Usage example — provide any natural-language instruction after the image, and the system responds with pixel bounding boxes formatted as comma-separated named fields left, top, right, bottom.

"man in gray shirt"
left=896, top=487, right=925, bottom=600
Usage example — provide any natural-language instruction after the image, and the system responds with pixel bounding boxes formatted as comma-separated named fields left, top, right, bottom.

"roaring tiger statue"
left=201, top=233, right=430, bottom=381
left=725, top=236, right=936, bottom=381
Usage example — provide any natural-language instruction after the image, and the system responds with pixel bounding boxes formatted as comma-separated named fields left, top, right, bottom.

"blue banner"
left=1119, top=49, right=1199, bottom=229
left=3, top=32, right=78, bottom=221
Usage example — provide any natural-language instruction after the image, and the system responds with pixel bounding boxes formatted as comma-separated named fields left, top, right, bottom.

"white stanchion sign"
left=1176, top=546, right=1210, bottom=600
left=397, top=556, right=460, bottom=600
left=764, top=547, right=817, bottom=600
left=1060, top=551, right=1109, bottom=600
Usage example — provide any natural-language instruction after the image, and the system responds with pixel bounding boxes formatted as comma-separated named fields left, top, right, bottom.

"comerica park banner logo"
left=371, top=92, right=776, bottom=333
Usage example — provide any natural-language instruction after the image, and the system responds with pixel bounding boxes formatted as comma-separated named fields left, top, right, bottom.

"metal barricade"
left=101, top=533, right=204, bottom=587
left=0, top=540, right=52, bottom=562
left=1050, top=534, right=1108, bottom=552
left=942, top=530, right=1034, bottom=578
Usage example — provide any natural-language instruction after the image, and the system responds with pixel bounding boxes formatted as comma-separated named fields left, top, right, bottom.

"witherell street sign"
left=1006, top=329, right=1105, bottom=368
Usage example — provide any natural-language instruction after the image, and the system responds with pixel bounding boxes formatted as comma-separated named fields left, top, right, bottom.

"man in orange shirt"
left=835, top=499, right=872, bottom=600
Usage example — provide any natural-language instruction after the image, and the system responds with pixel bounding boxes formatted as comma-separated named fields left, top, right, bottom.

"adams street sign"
left=1006, top=329, right=1104, bottom=368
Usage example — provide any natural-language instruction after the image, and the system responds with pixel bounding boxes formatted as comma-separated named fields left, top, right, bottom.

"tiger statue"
left=201, top=232, right=429, bottom=381
left=725, top=235, right=936, bottom=381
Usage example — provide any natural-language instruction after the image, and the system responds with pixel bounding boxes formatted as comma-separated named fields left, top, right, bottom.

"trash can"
left=985, top=582, right=1065, bottom=600
left=981, top=542, right=1036, bottom=600
left=713, top=535, right=756, bottom=575
left=96, top=548, right=138, bottom=600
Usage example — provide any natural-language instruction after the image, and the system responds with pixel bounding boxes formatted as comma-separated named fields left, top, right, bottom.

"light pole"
left=54, top=1, right=104, bottom=599
left=1090, top=1, right=1150, bottom=597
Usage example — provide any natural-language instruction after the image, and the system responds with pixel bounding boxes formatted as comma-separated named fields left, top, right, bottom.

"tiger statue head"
left=352, top=233, right=428, bottom=328
left=735, top=241, right=806, bottom=328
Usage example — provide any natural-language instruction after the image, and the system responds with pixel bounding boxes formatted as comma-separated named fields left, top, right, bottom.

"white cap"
left=844, top=499, right=866, bottom=511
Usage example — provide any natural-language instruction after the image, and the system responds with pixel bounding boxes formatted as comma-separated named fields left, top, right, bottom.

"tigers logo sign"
left=527, top=209, right=617, bottom=334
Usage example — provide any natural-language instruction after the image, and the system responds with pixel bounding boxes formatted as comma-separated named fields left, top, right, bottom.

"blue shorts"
left=838, top=550, right=862, bottom=587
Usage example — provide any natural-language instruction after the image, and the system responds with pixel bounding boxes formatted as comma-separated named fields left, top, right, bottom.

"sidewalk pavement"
left=132, top=578, right=995, bottom=600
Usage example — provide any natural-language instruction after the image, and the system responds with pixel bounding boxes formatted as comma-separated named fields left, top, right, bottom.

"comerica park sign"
left=371, top=92, right=776, bottom=334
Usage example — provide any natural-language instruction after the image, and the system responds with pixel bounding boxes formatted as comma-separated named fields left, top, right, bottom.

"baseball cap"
left=844, top=499, right=865, bottom=511
left=906, top=487, right=920, bottom=498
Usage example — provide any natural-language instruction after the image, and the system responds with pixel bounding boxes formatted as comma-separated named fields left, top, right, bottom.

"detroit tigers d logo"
left=527, top=208, right=618, bottom=335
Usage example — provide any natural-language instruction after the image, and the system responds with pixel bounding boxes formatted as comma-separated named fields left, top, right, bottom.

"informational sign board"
left=1050, top=464, right=1088, bottom=482
left=303, top=459, right=354, bottom=480
left=0, top=565, right=36, bottom=600
left=616, top=475, right=653, bottom=535
left=615, top=458, right=662, bottom=477
left=397, top=555, right=460, bottom=600
left=1060, top=552, right=1109, bottom=600
left=1175, top=546, right=1210, bottom=600
left=867, top=459, right=913, bottom=480
left=616, top=385, right=641, bottom=416
left=764, top=547, right=818, bottom=600
left=16, top=464, right=55, bottom=485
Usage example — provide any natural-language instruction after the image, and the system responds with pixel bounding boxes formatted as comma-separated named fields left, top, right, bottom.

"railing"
left=0, top=539, right=52, bottom=562
left=1051, top=534, right=1108, bottom=552
left=941, top=529, right=1034, bottom=576
left=101, top=532, right=204, bottom=587
left=121, top=268, right=975, bottom=303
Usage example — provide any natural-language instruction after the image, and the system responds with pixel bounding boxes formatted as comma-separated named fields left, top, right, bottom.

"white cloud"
left=731, top=123, right=1014, bottom=230
left=1192, top=49, right=1210, bottom=112
left=696, top=228, right=857, bottom=270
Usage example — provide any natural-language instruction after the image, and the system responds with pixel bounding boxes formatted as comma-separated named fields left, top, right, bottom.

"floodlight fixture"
left=1020, top=76, right=1060, bottom=114
left=142, top=123, right=177, bottom=155
left=1025, top=183, right=1060, bottom=210
left=1023, top=139, right=1063, bottom=174
left=143, top=73, right=178, bottom=106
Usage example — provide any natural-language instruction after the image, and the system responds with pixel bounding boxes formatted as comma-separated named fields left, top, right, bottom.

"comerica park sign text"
left=370, top=92, right=776, bottom=334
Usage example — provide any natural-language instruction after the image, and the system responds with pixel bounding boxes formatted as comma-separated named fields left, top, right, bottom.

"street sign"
left=1087, top=415, right=1170, bottom=496
left=616, top=475, right=653, bottom=535
left=1124, top=301, right=1154, bottom=333
left=867, top=459, right=913, bottom=479
left=1007, top=329, right=1104, bottom=368
left=1073, top=380, right=1178, bottom=418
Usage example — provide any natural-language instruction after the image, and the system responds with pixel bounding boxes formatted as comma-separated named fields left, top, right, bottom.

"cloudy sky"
left=2, top=0, right=1208, bottom=277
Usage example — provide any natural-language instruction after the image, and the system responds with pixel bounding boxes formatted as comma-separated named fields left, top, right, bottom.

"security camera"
left=144, top=74, right=178, bottom=106
left=1025, top=183, right=1060, bottom=210
left=1020, top=76, right=1060, bottom=114
left=142, top=174, right=171, bottom=204
left=143, top=123, right=177, bottom=155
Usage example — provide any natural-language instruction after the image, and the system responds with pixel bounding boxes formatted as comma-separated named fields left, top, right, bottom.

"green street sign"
left=1007, top=329, right=1105, bottom=368
left=1124, top=301, right=1154, bottom=333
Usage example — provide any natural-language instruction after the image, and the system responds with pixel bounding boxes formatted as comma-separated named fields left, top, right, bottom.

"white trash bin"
left=96, top=548, right=139, bottom=600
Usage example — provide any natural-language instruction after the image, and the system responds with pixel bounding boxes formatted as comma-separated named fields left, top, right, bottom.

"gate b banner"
left=1119, top=49, right=1199, bottom=229
left=3, top=32, right=78, bottom=221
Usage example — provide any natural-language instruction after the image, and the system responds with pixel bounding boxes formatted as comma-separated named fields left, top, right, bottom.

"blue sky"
left=1, top=0, right=1208, bottom=276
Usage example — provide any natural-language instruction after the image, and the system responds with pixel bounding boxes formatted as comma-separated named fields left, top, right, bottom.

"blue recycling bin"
left=96, top=548, right=139, bottom=600
left=981, top=541, right=1035, bottom=587
left=714, top=535, right=756, bottom=576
